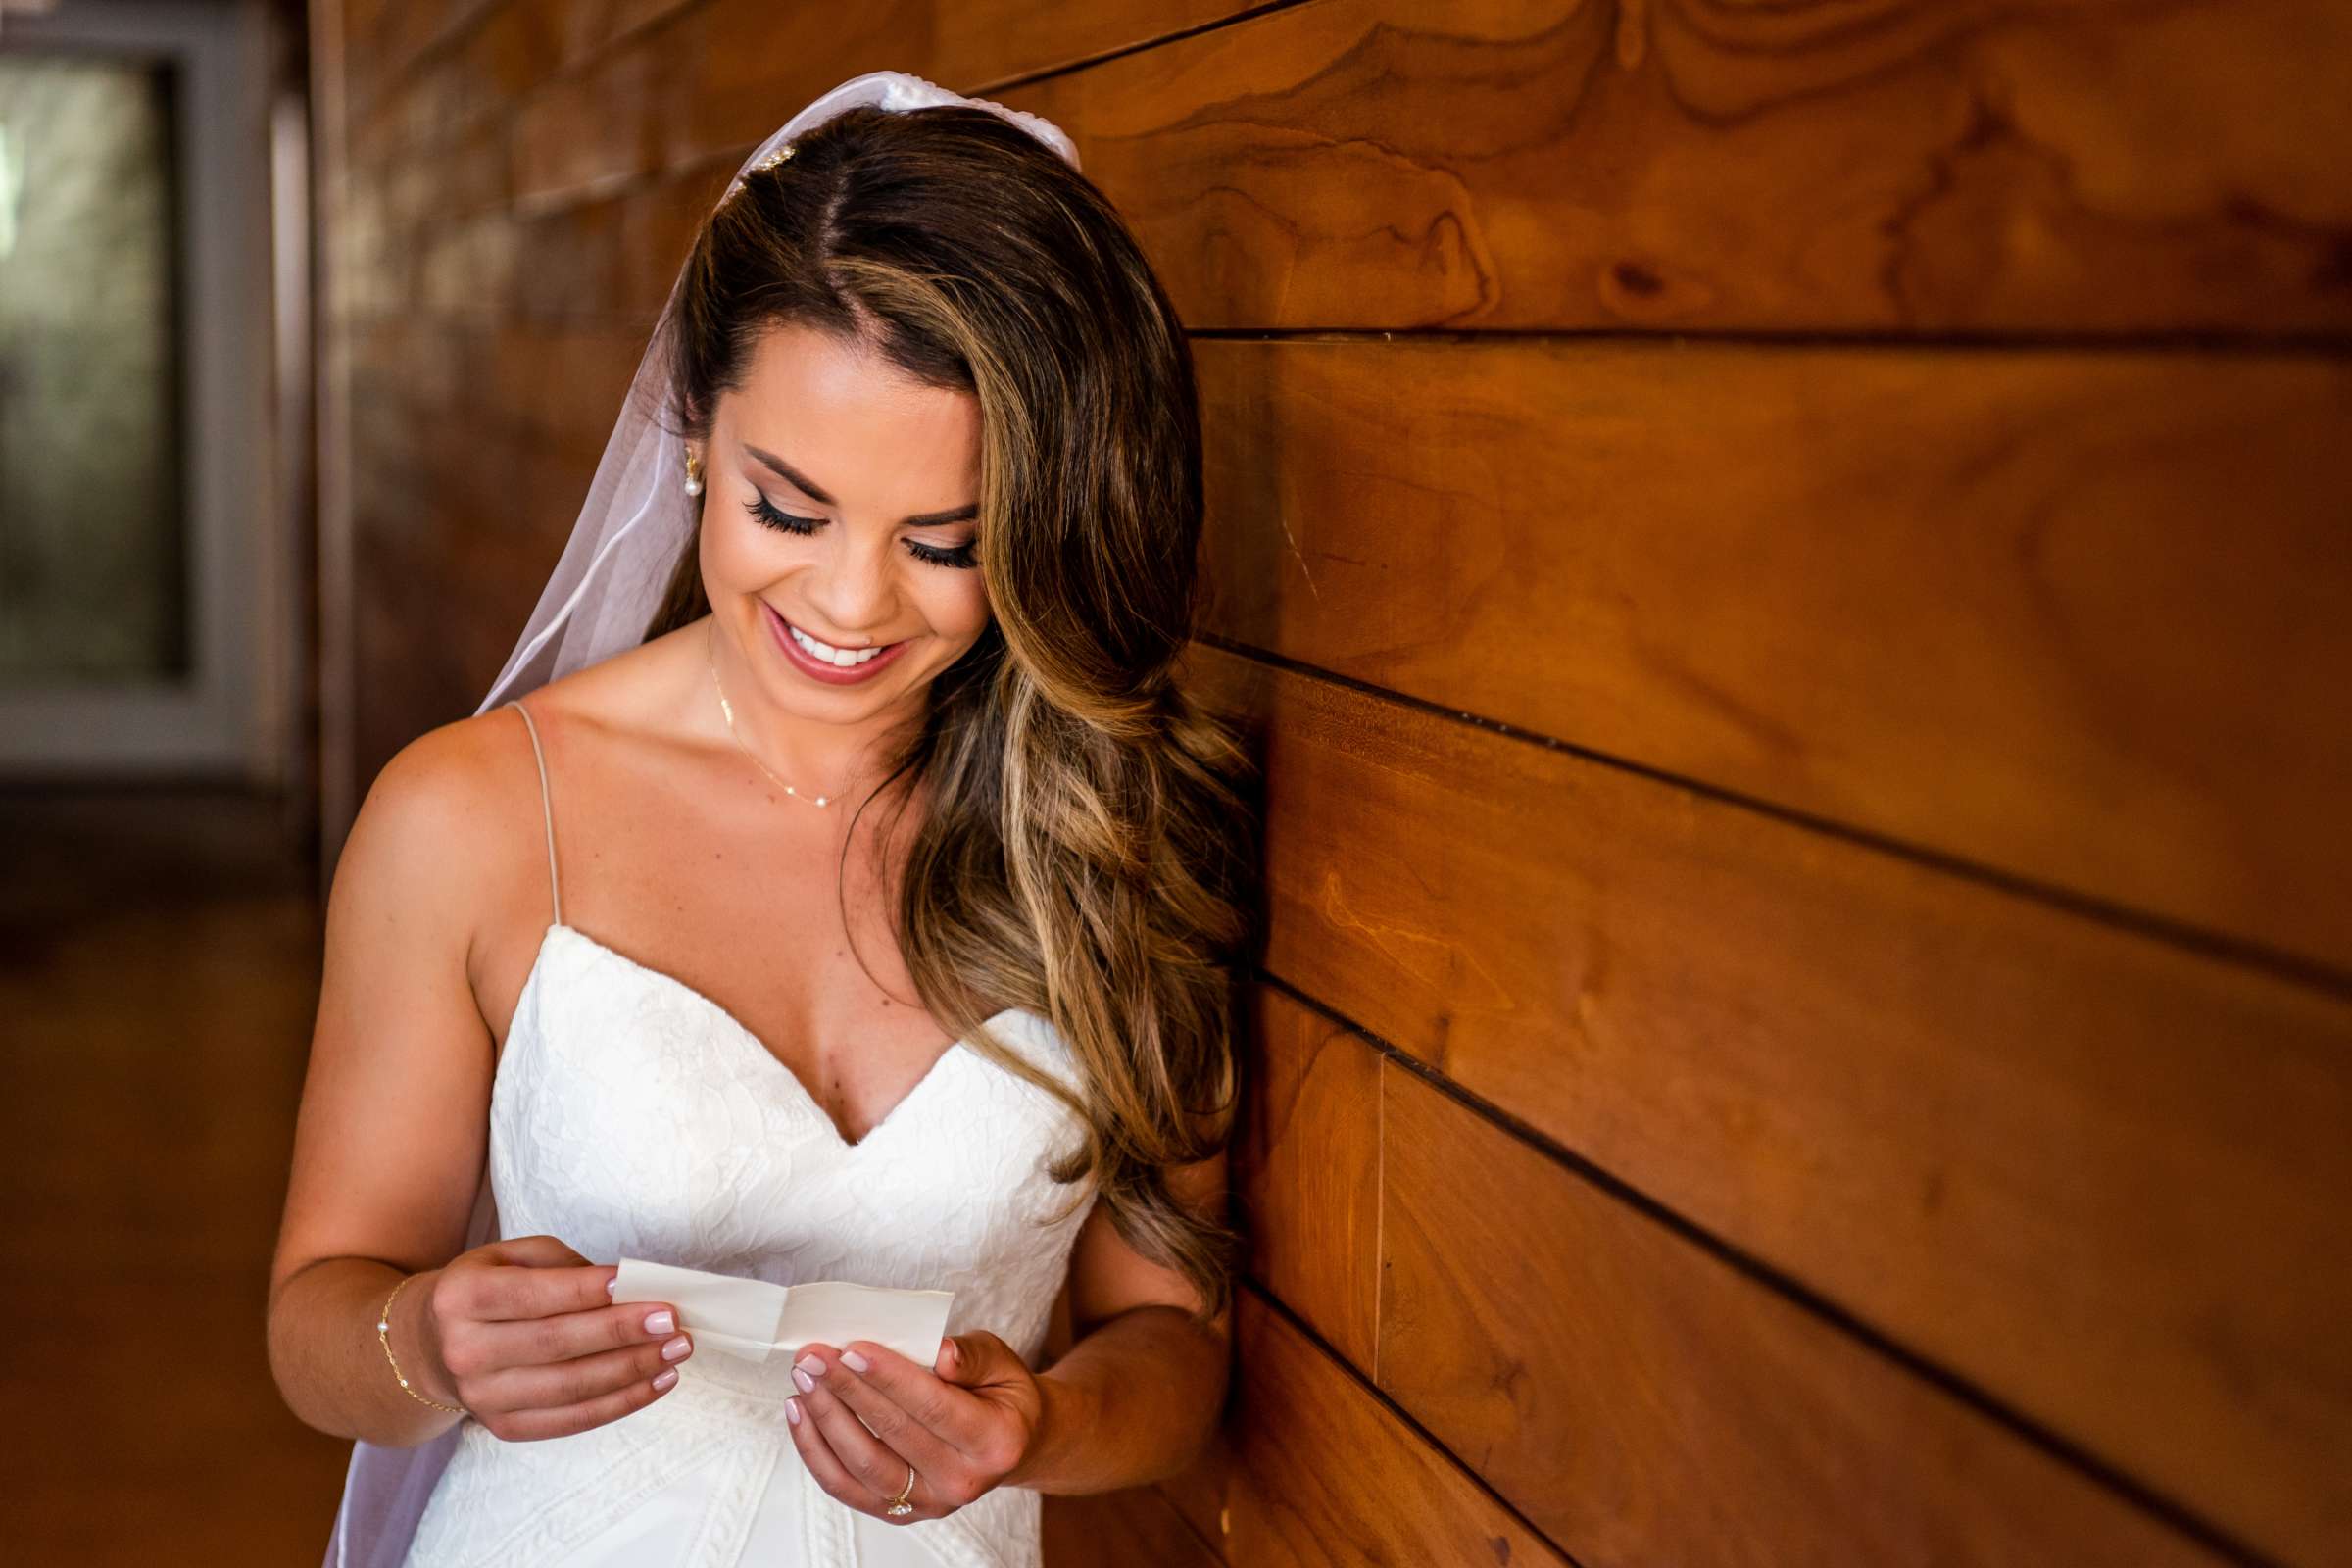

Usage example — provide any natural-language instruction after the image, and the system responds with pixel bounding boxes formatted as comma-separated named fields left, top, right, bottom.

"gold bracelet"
left=377, top=1273, right=466, bottom=1415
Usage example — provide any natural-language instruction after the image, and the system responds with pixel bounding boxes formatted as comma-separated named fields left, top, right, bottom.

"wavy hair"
left=640, top=105, right=1257, bottom=1318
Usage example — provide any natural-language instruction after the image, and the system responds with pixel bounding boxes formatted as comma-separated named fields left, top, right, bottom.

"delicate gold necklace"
left=708, top=619, right=833, bottom=808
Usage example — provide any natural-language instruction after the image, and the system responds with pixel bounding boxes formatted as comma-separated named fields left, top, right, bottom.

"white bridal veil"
left=470, top=71, right=1078, bottom=721
left=322, top=71, right=1081, bottom=1568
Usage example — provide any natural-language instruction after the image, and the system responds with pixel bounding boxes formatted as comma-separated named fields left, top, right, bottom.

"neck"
left=702, top=612, right=924, bottom=800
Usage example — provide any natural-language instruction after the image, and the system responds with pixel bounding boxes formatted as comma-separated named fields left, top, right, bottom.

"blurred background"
left=2, top=0, right=2348, bottom=1564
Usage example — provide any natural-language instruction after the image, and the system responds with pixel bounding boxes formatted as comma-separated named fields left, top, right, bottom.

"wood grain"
left=1186, top=643, right=2352, bottom=1564
left=1194, top=336, right=2352, bottom=976
left=1206, top=1290, right=1572, bottom=1568
left=345, top=0, right=1274, bottom=282
left=1043, top=1487, right=1221, bottom=1568
left=1005, top=0, right=2352, bottom=334
left=1233, top=986, right=1382, bottom=1372
left=316, top=6, right=2352, bottom=1562
left=343, top=318, right=650, bottom=768
left=355, top=0, right=2352, bottom=334
left=669, top=0, right=1267, bottom=172
left=1378, top=1054, right=2223, bottom=1567
left=417, top=0, right=1274, bottom=212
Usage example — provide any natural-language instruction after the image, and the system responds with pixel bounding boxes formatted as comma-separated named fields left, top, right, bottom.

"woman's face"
left=698, top=321, right=989, bottom=728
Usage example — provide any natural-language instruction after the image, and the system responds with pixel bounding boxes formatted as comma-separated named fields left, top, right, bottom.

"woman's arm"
left=274, top=710, right=709, bottom=1455
left=1012, top=1152, right=1234, bottom=1492
left=267, top=721, right=501, bottom=1445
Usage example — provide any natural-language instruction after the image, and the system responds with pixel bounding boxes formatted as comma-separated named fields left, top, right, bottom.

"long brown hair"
left=641, top=105, right=1256, bottom=1318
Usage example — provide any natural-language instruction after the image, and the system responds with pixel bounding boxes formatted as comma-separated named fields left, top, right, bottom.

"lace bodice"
left=394, top=702, right=1099, bottom=1568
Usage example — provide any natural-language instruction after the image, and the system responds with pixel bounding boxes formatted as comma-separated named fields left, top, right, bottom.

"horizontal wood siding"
left=315, top=1, right=2352, bottom=1562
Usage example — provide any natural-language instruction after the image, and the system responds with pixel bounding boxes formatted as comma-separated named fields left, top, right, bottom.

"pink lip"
left=761, top=601, right=911, bottom=686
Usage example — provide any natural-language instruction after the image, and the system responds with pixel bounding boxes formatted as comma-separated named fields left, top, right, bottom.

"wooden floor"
left=0, top=786, right=352, bottom=1562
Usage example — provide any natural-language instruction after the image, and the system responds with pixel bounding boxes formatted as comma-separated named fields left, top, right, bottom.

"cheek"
left=699, top=506, right=759, bottom=586
left=923, top=574, right=993, bottom=641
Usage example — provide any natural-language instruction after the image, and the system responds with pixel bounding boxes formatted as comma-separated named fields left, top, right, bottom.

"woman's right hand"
left=396, top=1235, right=694, bottom=1441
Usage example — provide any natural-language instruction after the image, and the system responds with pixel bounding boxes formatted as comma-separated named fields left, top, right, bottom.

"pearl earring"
left=682, top=448, right=704, bottom=497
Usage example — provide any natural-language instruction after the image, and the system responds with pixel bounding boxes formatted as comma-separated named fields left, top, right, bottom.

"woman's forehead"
left=724, top=323, right=980, bottom=511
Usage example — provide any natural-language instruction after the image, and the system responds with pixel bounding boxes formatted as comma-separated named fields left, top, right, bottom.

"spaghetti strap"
left=508, top=700, right=564, bottom=927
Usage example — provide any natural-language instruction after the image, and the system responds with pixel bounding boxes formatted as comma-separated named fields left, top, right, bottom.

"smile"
left=761, top=602, right=911, bottom=686
left=791, top=623, right=885, bottom=665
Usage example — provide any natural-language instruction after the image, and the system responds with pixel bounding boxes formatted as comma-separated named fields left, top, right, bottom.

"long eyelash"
left=906, top=539, right=980, bottom=570
left=744, top=495, right=979, bottom=570
left=744, top=496, right=820, bottom=536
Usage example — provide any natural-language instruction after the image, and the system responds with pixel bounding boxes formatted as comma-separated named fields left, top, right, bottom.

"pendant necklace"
left=708, top=618, right=834, bottom=808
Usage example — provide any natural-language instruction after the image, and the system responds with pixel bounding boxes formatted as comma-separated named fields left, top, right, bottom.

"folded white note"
left=610, top=1256, right=954, bottom=1367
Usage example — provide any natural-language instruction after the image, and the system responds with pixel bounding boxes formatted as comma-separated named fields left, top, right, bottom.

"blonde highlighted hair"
left=641, top=105, right=1258, bottom=1317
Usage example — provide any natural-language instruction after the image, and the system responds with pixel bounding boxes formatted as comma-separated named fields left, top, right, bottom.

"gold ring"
left=886, top=1463, right=916, bottom=1517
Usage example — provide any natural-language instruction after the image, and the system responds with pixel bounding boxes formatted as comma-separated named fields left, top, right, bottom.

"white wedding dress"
left=400, top=701, right=1099, bottom=1568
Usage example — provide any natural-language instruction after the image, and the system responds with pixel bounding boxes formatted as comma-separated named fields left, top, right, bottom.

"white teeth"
left=788, top=622, right=882, bottom=666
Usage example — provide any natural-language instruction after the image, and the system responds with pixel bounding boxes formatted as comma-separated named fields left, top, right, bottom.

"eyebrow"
left=744, top=444, right=979, bottom=527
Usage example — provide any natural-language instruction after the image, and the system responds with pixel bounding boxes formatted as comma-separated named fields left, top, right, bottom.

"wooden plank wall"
left=313, top=2, right=2352, bottom=1564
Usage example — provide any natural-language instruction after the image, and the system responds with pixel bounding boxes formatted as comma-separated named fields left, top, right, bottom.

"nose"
left=797, top=525, right=900, bottom=643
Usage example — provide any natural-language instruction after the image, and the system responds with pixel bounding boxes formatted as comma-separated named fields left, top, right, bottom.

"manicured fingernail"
left=606, top=1278, right=616, bottom=1297
left=792, top=1366, right=814, bottom=1393
left=787, top=1396, right=802, bottom=1425
left=841, top=1349, right=870, bottom=1374
left=644, top=1310, right=675, bottom=1335
left=652, top=1367, right=678, bottom=1391
left=794, top=1353, right=824, bottom=1379
left=662, top=1335, right=692, bottom=1361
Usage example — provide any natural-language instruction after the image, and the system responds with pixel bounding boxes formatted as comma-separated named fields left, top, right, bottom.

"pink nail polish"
left=794, top=1353, right=824, bottom=1379
left=645, top=1310, right=675, bottom=1335
left=841, top=1349, right=870, bottom=1374
left=787, top=1397, right=802, bottom=1426
left=652, top=1367, right=678, bottom=1392
left=792, top=1367, right=814, bottom=1394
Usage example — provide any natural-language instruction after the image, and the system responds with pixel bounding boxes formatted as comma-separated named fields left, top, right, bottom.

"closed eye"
left=743, top=495, right=978, bottom=570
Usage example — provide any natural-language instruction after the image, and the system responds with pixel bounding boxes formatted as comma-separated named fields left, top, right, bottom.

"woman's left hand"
left=784, top=1331, right=1045, bottom=1522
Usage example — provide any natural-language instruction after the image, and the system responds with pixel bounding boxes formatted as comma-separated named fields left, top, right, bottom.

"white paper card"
left=610, top=1256, right=953, bottom=1368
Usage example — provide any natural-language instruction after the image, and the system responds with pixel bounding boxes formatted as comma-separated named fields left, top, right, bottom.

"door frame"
left=0, top=0, right=288, bottom=780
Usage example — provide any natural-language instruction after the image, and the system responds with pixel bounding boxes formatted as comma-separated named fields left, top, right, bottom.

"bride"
left=267, top=73, right=1255, bottom=1568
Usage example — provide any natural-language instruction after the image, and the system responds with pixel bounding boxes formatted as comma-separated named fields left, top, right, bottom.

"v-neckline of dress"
left=508, top=920, right=1024, bottom=1152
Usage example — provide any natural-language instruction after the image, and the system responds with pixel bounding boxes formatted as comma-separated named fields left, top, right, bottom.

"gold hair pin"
left=721, top=143, right=796, bottom=207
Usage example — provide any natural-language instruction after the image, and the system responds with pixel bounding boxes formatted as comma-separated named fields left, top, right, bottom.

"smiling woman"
left=269, top=71, right=1258, bottom=1568
left=698, top=323, right=993, bottom=707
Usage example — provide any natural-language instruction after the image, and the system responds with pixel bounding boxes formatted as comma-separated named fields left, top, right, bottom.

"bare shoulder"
left=364, top=704, right=526, bottom=817
left=335, top=622, right=707, bottom=927
left=332, top=704, right=542, bottom=961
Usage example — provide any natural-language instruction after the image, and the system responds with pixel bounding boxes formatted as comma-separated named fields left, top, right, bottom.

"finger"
left=462, top=1258, right=620, bottom=1321
left=482, top=1347, right=686, bottom=1443
left=480, top=1235, right=589, bottom=1268
left=789, top=1348, right=923, bottom=1506
left=462, top=1301, right=689, bottom=1378
left=791, top=1346, right=961, bottom=1477
left=936, top=1331, right=1026, bottom=1390
left=787, top=1387, right=897, bottom=1520
left=468, top=1328, right=694, bottom=1420
left=830, top=1340, right=996, bottom=1457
